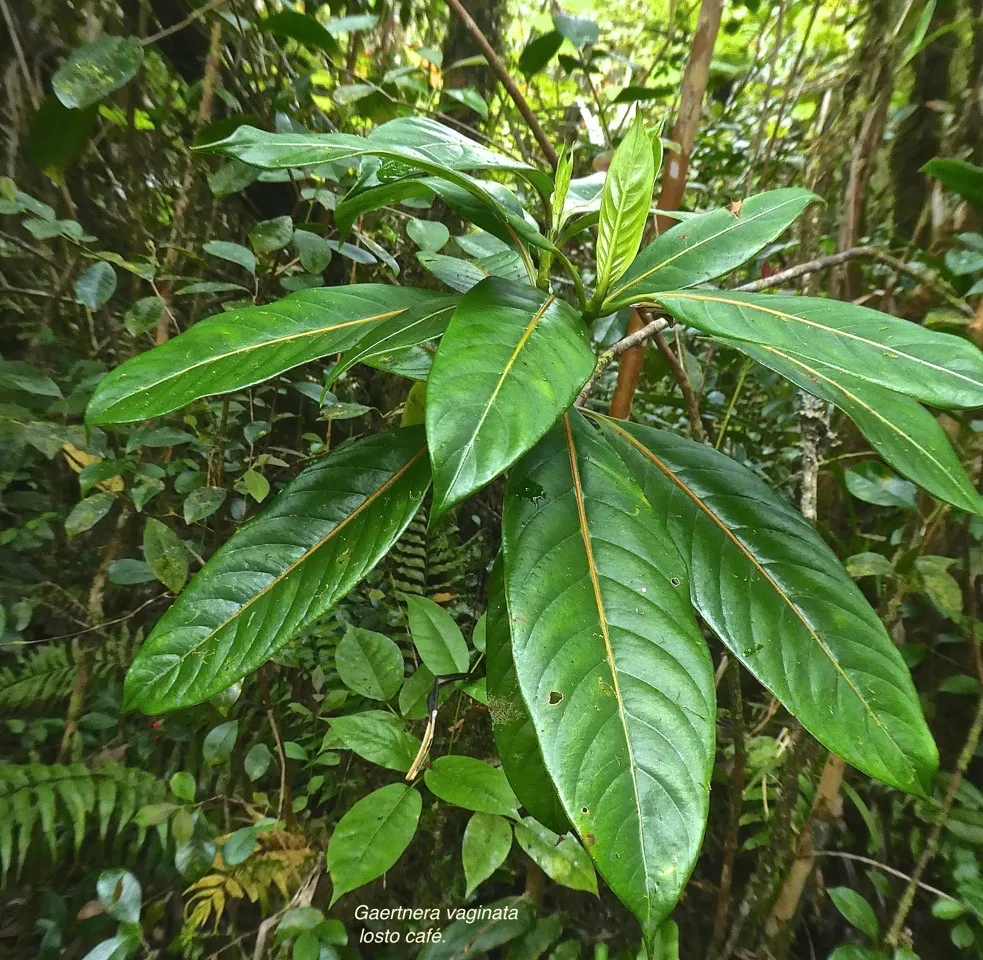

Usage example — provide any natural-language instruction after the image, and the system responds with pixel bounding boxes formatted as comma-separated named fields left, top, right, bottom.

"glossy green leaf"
left=603, top=189, right=817, bottom=310
left=553, top=13, right=599, bottom=47
left=203, top=721, right=238, bottom=765
left=200, top=123, right=553, bottom=251
left=335, top=628, right=404, bottom=701
left=592, top=415, right=938, bottom=795
left=845, top=462, right=918, bottom=509
left=245, top=743, right=272, bottom=781
left=27, top=96, right=97, bottom=183
left=462, top=813, right=512, bottom=896
left=65, top=492, right=115, bottom=539
left=143, top=518, right=188, bottom=594
left=407, top=218, right=450, bottom=252
left=427, top=278, right=594, bottom=518
left=124, top=428, right=431, bottom=713
left=653, top=290, right=983, bottom=410
left=124, top=296, right=166, bottom=337
left=328, top=711, right=421, bottom=772
left=203, top=240, right=256, bottom=275
left=326, top=783, right=421, bottom=904
left=513, top=817, right=597, bottom=895
left=52, top=37, right=144, bottom=110
left=260, top=10, right=341, bottom=57
left=404, top=594, right=470, bottom=675
left=828, top=887, right=880, bottom=940
left=329, top=296, right=456, bottom=384
left=732, top=341, right=983, bottom=515
left=293, top=230, right=333, bottom=273
left=921, top=157, right=983, bottom=208
left=424, top=756, right=519, bottom=814
left=592, top=115, right=655, bottom=305
left=519, top=31, right=564, bottom=77
left=183, top=486, right=227, bottom=524
left=502, top=411, right=715, bottom=937
left=86, top=285, right=434, bottom=424
left=249, top=216, right=293, bottom=255
left=486, top=558, right=569, bottom=834
left=169, top=772, right=195, bottom=802
left=399, top=666, right=437, bottom=719
left=75, top=262, right=117, bottom=311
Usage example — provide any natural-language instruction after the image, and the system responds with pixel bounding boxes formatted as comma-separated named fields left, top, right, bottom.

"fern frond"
left=0, top=763, right=167, bottom=884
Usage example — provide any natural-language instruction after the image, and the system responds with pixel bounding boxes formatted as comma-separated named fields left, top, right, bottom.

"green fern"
left=389, top=504, right=479, bottom=601
left=0, top=763, right=167, bottom=883
left=0, top=637, right=128, bottom=710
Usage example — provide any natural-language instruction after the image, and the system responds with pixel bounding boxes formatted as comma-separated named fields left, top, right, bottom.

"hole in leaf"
left=548, top=690, right=563, bottom=705
left=670, top=577, right=681, bottom=586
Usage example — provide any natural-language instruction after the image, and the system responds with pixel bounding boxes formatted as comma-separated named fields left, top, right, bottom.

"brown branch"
left=443, top=0, right=558, bottom=171
left=577, top=312, right=671, bottom=407
left=654, top=325, right=706, bottom=441
left=141, top=0, right=227, bottom=46
left=815, top=851, right=961, bottom=904
left=734, top=245, right=973, bottom=317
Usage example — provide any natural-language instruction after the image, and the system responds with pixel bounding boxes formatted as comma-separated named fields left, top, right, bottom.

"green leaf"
left=592, top=415, right=938, bottom=795
left=249, top=216, right=293, bottom=255
left=513, top=817, right=597, bottom=895
left=52, top=36, right=144, bottom=110
left=519, top=31, right=564, bottom=77
left=0, top=360, right=62, bottom=397
left=143, top=518, right=188, bottom=594
left=169, top=772, right=195, bottom=802
left=846, top=553, right=895, bottom=579
left=828, top=887, right=880, bottom=940
left=260, top=10, right=341, bottom=57
left=222, top=826, right=259, bottom=866
left=65, top=492, right=115, bottom=539
left=845, top=462, right=918, bottom=509
left=27, top=96, right=97, bottom=183
left=245, top=743, right=272, bottom=781
left=443, top=88, right=489, bottom=118
left=419, top=898, right=535, bottom=960
left=86, top=285, right=434, bottom=424
left=183, top=486, right=227, bottom=524
left=915, top=556, right=963, bottom=619
left=592, top=115, right=655, bottom=305
left=462, top=813, right=512, bottom=897
left=329, top=711, right=421, bottom=772
left=424, top=756, right=519, bottom=814
left=293, top=230, right=333, bottom=274
left=553, top=13, right=599, bottom=47
left=426, top=278, right=594, bottom=518
left=731, top=341, right=983, bottom=515
left=124, top=428, right=430, bottom=712
left=331, top=296, right=458, bottom=386
left=335, top=628, right=404, bottom=700
left=404, top=594, right=470, bottom=675
left=502, top=411, right=715, bottom=937
left=603, top=189, right=817, bottom=310
left=326, top=783, right=421, bottom=904
left=203, top=240, right=256, bottom=275
left=399, top=666, right=437, bottom=719
left=203, top=720, right=238, bottom=765
left=407, top=218, right=450, bottom=253
left=124, top=296, right=166, bottom=337
left=486, top=557, right=569, bottom=833
left=653, top=290, right=983, bottom=410
left=75, top=262, right=117, bottom=311
left=922, top=157, right=983, bottom=208
left=108, top=559, right=154, bottom=584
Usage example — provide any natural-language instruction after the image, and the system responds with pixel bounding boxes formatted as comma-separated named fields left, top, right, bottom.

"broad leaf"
left=654, top=290, right=983, bottom=410
left=143, top=519, right=188, bottom=594
left=327, top=783, right=421, bottom=904
left=328, top=711, right=420, bottom=772
left=921, top=157, right=983, bottom=208
left=335, top=628, right=404, bottom=701
left=502, top=411, right=715, bottom=937
left=329, top=296, right=458, bottom=385
left=427, top=278, right=594, bottom=518
left=732, top=340, right=983, bottom=515
left=260, top=10, right=341, bottom=57
left=513, top=818, right=597, bottom=895
left=603, top=189, right=817, bottom=311
left=424, top=756, right=518, bottom=815
left=124, top=428, right=431, bottom=712
left=462, top=813, right=512, bottom=897
left=86, top=285, right=434, bottom=424
left=593, top=415, right=938, bottom=795
left=828, top=887, right=880, bottom=940
left=486, top=557, right=569, bottom=833
left=519, top=31, right=564, bottom=77
left=404, top=594, right=470, bottom=675
left=53, top=37, right=144, bottom=110
left=592, top=115, right=656, bottom=305
left=845, top=462, right=917, bottom=510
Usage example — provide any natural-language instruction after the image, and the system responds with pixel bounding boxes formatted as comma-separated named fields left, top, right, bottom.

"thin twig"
left=654, top=326, right=706, bottom=441
left=141, top=0, right=227, bottom=45
left=443, top=0, right=558, bottom=170
left=0, top=0, right=39, bottom=109
left=576, top=315, right=672, bottom=406
left=734, top=245, right=973, bottom=317
left=814, top=851, right=961, bottom=904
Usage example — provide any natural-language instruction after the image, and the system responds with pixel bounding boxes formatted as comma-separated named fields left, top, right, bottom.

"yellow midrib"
left=597, top=416, right=905, bottom=764
left=562, top=414, right=652, bottom=928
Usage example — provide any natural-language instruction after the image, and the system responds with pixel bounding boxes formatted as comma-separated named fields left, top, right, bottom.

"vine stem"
left=443, top=0, right=558, bottom=171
